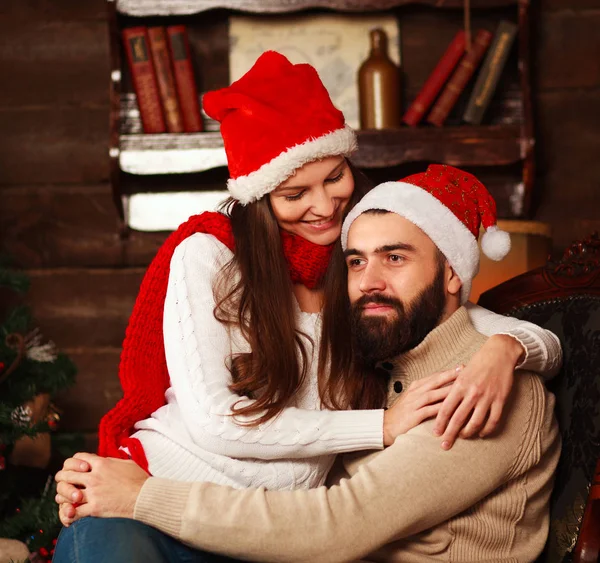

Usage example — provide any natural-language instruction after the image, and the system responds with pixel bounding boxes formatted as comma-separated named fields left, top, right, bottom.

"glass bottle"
left=358, top=28, right=402, bottom=129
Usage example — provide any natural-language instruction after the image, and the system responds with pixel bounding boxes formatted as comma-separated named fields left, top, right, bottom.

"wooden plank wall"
left=1, top=0, right=599, bottom=440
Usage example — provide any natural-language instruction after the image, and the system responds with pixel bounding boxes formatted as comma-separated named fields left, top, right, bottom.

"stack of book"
left=122, top=25, right=203, bottom=134
left=403, top=20, right=518, bottom=128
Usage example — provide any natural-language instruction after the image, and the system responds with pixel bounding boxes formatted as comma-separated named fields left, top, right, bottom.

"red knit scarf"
left=98, top=212, right=333, bottom=468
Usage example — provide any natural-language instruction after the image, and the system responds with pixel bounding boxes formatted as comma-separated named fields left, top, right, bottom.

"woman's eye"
left=285, top=191, right=305, bottom=201
left=325, top=169, right=344, bottom=184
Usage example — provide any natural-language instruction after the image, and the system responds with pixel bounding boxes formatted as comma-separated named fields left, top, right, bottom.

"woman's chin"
left=301, top=225, right=342, bottom=246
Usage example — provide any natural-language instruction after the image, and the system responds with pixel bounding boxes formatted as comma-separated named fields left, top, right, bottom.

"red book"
left=427, top=29, right=493, bottom=127
left=166, top=25, right=203, bottom=132
left=147, top=26, right=185, bottom=133
left=122, top=27, right=166, bottom=134
left=403, top=31, right=466, bottom=127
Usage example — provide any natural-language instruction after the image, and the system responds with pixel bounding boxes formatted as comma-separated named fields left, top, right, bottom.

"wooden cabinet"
left=107, top=0, right=534, bottom=234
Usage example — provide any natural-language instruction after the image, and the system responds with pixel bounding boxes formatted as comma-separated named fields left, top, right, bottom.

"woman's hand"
left=383, top=367, right=460, bottom=446
left=432, top=334, right=524, bottom=450
left=55, top=453, right=149, bottom=526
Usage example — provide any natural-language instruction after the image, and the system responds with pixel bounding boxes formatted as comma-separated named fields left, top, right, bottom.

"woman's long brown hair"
left=214, top=160, right=375, bottom=424
left=318, top=185, right=390, bottom=412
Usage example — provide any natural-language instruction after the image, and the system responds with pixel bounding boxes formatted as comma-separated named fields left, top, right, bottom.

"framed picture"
left=229, top=13, right=401, bottom=130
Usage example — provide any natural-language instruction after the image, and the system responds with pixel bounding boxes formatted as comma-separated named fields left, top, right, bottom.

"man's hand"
left=55, top=453, right=149, bottom=526
left=432, top=334, right=522, bottom=449
left=383, top=367, right=460, bottom=446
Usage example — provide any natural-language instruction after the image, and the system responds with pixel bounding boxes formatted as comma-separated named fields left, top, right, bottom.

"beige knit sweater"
left=134, top=307, right=561, bottom=562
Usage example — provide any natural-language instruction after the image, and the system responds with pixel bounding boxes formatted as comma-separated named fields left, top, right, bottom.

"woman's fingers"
left=459, top=403, right=491, bottom=439
left=416, top=385, right=453, bottom=409
left=416, top=404, right=444, bottom=424
left=432, top=385, right=463, bottom=437
left=415, top=366, right=462, bottom=391
left=439, top=399, right=476, bottom=450
left=479, top=401, right=504, bottom=437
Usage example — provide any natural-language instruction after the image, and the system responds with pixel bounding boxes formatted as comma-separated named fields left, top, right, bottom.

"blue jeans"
left=52, top=517, right=243, bottom=563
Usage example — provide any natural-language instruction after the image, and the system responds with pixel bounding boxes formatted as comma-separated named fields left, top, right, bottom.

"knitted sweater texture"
left=97, top=212, right=335, bottom=462
left=99, top=209, right=562, bottom=489
left=135, top=307, right=561, bottom=562
left=128, top=233, right=560, bottom=491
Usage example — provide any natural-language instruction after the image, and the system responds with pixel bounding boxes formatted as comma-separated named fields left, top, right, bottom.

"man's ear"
left=445, top=263, right=462, bottom=296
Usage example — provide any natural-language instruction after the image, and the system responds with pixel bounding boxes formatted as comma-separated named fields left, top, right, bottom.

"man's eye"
left=389, top=254, right=404, bottom=263
left=348, top=258, right=363, bottom=267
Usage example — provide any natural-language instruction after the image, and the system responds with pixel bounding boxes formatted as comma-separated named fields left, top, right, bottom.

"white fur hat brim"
left=228, top=125, right=357, bottom=205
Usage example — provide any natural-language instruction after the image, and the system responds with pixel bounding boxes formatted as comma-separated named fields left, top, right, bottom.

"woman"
left=58, top=51, right=560, bottom=524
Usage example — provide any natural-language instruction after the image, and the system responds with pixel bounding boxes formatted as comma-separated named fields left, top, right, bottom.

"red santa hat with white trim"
left=341, top=164, right=511, bottom=303
left=203, top=50, right=357, bottom=205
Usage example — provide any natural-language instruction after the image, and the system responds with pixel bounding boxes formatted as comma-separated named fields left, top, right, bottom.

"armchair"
left=479, top=233, right=600, bottom=563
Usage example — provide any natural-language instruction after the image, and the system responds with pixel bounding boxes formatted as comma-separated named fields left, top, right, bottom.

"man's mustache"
left=354, top=293, right=403, bottom=310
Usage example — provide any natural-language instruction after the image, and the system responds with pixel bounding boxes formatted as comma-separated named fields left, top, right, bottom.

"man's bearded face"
left=350, top=260, right=446, bottom=366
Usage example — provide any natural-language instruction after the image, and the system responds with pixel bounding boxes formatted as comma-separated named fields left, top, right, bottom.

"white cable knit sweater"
left=131, top=233, right=562, bottom=490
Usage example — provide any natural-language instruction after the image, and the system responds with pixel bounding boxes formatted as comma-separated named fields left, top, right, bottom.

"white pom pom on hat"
left=481, top=225, right=511, bottom=261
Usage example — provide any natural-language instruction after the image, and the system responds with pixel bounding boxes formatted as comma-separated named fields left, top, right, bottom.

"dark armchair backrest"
left=478, top=234, right=600, bottom=563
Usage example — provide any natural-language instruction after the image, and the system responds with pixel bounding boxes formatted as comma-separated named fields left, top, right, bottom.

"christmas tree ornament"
left=0, top=261, right=76, bottom=556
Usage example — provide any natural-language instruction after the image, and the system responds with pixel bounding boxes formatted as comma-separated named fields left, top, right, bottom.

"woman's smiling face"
left=268, top=156, right=355, bottom=246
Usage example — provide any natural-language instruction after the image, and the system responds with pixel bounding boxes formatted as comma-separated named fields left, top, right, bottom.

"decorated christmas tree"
left=0, top=262, right=76, bottom=561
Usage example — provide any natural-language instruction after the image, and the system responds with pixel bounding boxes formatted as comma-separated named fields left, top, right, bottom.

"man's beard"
left=350, top=264, right=447, bottom=367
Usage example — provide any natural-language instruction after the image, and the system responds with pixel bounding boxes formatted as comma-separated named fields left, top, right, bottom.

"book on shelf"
left=122, top=26, right=166, bottom=134
left=166, top=25, right=203, bottom=133
left=463, top=20, right=518, bottom=125
left=402, top=30, right=466, bottom=127
left=147, top=26, right=185, bottom=133
left=426, top=28, right=493, bottom=127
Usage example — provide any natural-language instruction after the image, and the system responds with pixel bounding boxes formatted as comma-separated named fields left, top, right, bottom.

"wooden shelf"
left=108, top=0, right=534, bottom=228
left=115, top=0, right=521, bottom=17
left=119, top=132, right=226, bottom=175
left=118, top=125, right=522, bottom=175
left=354, top=125, right=523, bottom=168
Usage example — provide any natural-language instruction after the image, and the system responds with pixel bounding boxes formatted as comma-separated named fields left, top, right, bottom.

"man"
left=54, top=165, right=560, bottom=562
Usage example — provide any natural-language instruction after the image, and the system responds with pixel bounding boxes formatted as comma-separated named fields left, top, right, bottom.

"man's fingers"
left=75, top=502, right=93, bottom=520
left=459, top=403, right=490, bottom=438
left=440, top=401, right=474, bottom=450
left=59, top=503, right=76, bottom=527
left=62, top=457, right=91, bottom=472
left=57, top=481, right=86, bottom=503
left=73, top=452, right=101, bottom=465
left=55, top=494, right=73, bottom=505
left=479, top=402, right=504, bottom=437
left=55, top=469, right=91, bottom=487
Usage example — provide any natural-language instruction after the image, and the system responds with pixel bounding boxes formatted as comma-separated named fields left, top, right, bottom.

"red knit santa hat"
left=341, top=164, right=511, bottom=302
left=203, top=50, right=357, bottom=204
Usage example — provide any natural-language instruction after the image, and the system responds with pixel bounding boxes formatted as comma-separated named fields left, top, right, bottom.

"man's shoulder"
left=450, top=327, right=488, bottom=369
left=509, top=369, right=556, bottom=431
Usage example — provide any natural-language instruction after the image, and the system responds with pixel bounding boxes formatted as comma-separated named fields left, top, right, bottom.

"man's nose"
left=359, top=262, right=386, bottom=293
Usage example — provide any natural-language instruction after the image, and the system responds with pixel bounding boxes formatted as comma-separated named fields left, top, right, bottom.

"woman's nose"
left=310, top=187, right=336, bottom=217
